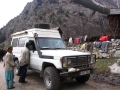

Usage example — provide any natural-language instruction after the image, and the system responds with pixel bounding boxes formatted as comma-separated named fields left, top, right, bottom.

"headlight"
left=61, top=57, right=72, bottom=67
left=60, top=57, right=67, bottom=67
left=67, top=59, right=71, bottom=65
left=89, top=54, right=96, bottom=64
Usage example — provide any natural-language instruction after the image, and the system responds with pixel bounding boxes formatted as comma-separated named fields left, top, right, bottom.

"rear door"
left=28, top=38, right=40, bottom=70
left=12, top=37, right=27, bottom=61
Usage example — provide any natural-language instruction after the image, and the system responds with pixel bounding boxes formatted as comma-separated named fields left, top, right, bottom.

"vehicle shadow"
left=26, top=70, right=93, bottom=90
left=60, top=79, right=92, bottom=90
left=26, top=70, right=44, bottom=84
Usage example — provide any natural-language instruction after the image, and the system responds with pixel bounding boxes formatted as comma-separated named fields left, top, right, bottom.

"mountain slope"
left=0, top=0, right=116, bottom=45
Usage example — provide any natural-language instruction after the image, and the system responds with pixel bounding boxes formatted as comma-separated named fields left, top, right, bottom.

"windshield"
left=37, top=37, right=67, bottom=50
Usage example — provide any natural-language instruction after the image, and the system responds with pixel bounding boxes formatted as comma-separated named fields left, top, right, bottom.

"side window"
left=18, top=38, right=26, bottom=47
left=12, top=38, right=18, bottom=47
left=29, top=40, right=36, bottom=51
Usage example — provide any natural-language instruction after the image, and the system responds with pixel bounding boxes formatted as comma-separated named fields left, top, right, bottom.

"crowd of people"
left=67, top=35, right=110, bottom=54
left=0, top=42, right=31, bottom=89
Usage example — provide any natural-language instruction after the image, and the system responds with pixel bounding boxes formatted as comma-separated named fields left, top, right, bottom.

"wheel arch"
left=40, top=62, right=57, bottom=77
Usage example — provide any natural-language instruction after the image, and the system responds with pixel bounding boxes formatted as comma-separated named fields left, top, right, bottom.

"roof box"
left=34, top=24, right=50, bottom=29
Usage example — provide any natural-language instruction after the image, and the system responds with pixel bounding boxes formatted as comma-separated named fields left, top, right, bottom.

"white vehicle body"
left=11, top=28, right=64, bottom=70
left=11, top=26, right=96, bottom=90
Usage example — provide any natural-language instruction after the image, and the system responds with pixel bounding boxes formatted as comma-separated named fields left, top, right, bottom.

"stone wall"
left=67, top=39, right=120, bottom=58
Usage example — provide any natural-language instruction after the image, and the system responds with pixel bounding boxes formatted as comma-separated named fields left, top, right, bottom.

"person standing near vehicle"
left=19, top=42, right=30, bottom=83
left=4, top=46, right=16, bottom=89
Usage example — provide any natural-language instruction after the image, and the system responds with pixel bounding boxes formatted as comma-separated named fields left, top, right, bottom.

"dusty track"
left=0, top=62, right=120, bottom=90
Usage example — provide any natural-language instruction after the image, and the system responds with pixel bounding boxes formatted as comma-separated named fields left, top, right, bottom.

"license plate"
left=80, top=70, right=90, bottom=75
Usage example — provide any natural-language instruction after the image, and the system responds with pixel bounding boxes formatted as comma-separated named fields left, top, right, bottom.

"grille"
left=78, top=56, right=88, bottom=65
left=68, top=56, right=88, bottom=66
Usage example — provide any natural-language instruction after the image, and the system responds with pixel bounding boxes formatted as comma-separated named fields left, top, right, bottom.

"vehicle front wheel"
left=43, top=67, right=60, bottom=90
left=75, top=74, right=90, bottom=83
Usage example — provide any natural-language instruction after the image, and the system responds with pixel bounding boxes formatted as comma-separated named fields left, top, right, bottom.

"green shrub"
left=93, top=58, right=119, bottom=73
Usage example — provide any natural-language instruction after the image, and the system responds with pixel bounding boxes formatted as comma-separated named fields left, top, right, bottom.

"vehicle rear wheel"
left=75, top=74, right=90, bottom=83
left=15, top=67, right=20, bottom=76
left=43, top=67, right=60, bottom=90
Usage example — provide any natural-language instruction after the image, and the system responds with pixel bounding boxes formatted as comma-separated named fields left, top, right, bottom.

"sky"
left=0, top=0, right=33, bottom=29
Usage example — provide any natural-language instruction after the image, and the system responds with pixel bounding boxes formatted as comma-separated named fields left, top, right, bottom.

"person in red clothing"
left=99, top=35, right=109, bottom=53
left=99, top=35, right=109, bottom=42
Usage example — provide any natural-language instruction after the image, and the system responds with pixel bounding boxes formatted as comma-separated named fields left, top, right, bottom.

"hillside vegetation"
left=0, top=0, right=116, bottom=45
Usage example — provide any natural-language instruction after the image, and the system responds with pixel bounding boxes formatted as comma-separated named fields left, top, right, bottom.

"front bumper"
left=60, top=68, right=95, bottom=77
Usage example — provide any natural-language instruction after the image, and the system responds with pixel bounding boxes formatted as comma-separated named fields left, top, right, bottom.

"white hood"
left=41, top=50, right=91, bottom=57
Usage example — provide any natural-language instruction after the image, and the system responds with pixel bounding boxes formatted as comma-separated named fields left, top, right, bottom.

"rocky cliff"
left=0, top=0, right=117, bottom=45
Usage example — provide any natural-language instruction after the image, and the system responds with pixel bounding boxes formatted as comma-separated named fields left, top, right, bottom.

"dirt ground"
left=0, top=62, right=120, bottom=90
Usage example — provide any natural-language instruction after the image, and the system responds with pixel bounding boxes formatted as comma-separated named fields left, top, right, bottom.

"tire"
left=75, top=74, right=90, bottom=83
left=15, top=67, right=20, bottom=76
left=43, top=67, right=60, bottom=90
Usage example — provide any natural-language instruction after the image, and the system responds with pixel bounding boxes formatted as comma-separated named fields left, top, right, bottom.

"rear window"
left=12, top=38, right=18, bottom=47
left=18, top=38, right=26, bottom=47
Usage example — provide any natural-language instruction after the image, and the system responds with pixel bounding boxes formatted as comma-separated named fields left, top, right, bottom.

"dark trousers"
left=19, top=64, right=27, bottom=82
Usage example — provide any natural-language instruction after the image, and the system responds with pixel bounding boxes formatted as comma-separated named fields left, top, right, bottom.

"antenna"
left=117, top=0, right=119, bottom=8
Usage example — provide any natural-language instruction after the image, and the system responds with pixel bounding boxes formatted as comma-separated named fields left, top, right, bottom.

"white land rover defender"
left=11, top=24, right=96, bottom=90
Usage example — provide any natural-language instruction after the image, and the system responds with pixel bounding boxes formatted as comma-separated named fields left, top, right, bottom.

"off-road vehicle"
left=11, top=24, right=96, bottom=90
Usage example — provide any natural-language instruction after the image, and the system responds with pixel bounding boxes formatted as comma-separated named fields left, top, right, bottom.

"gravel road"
left=0, top=62, right=120, bottom=90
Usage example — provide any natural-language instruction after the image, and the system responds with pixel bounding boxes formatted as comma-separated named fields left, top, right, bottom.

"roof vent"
left=34, top=24, right=50, bottom=29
